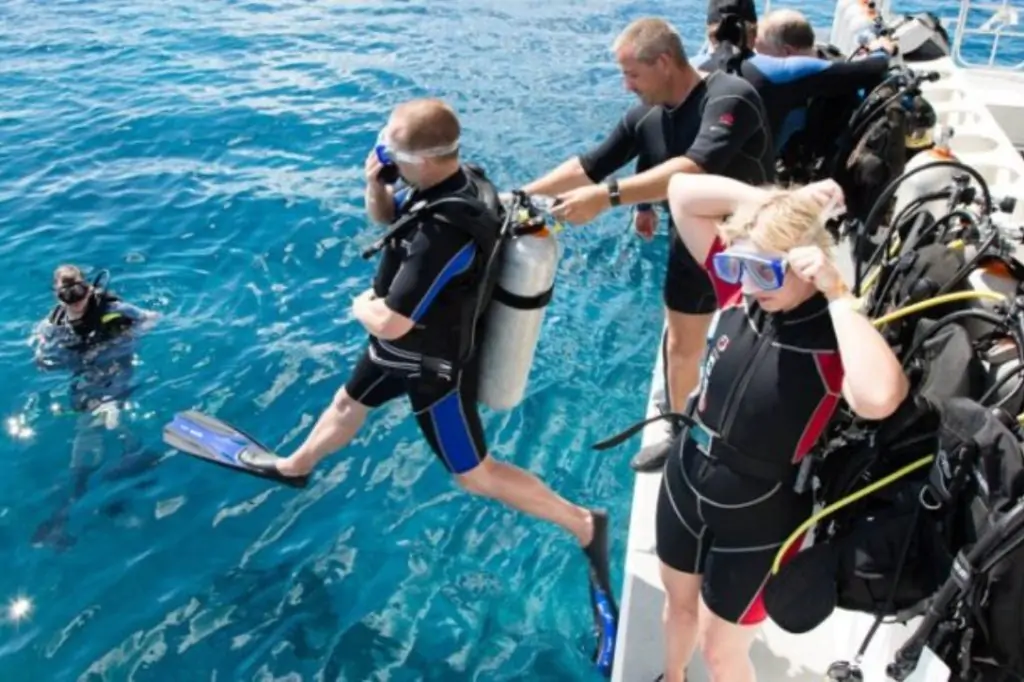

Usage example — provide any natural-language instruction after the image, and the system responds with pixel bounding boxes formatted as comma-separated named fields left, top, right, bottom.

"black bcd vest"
left=48, top=291, right=135, bottom=352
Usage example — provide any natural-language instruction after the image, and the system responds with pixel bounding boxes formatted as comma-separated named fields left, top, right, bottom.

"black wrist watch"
left=604, top=178, right=621, bottom=207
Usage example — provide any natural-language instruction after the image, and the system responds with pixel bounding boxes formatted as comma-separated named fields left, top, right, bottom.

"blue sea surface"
left=0, top=0, right=1006, bottom=680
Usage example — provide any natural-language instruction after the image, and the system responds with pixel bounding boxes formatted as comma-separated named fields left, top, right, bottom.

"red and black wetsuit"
left=655, top=239, right=845, bottom=624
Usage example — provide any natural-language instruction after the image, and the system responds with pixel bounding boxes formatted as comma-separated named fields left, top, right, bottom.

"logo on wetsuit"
left=697, top=331, right=730, bottom=413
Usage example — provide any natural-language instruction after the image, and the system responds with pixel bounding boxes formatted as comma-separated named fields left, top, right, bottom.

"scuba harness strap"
left=593, top=410, right=797, bottom=482
left=47, top=270, right=133, bottom=351
left=361, top=164, right=518, bottom=382
left=707, top=14, right=754, bottom=75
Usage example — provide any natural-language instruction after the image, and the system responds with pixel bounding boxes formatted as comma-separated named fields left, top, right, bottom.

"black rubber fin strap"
left=591, top=412, right=694, bottom=451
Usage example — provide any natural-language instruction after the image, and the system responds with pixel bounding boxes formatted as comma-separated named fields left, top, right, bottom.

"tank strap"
left=491, top=285, right=553, bottom=310
left=48, top=304, right=65, bottom=325
left=365, top=167, right=509, bottom=382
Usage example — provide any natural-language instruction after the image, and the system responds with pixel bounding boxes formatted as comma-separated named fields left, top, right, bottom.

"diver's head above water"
left=611, top=18, right=703, bottom=108
left=53, top=264, right=93, bottom=318
left=714, top=182, right=844, bottom=313
left=375, top=98, right=462, bottom=190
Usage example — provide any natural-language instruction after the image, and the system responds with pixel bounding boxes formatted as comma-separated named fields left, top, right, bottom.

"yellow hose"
left=771, top=413, right=1024, bottom=575
left=870, top=290, right=1008, bottom=328
left=859, top=235, right=903, bottom=294
left=770, top=455, right=935, bottom=574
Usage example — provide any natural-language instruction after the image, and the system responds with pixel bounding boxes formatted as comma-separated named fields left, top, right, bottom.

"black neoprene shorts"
left=656, top=436, right=812, bottom=624
left=664, top=230, right=718, bottom=315
left=344, top=349, right=488, bottom=475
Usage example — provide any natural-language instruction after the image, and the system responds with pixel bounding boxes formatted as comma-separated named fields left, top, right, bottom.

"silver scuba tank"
left=476, top=216, right=560, bottom=412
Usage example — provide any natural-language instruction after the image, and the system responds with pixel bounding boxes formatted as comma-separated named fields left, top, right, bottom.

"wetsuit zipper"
left=719, top=311, right=775, bottom=440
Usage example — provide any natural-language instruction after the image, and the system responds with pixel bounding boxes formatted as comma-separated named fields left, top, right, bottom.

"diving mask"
left=373, top=128, right=460, bottom=184
left=57, top=280, right=89, bottom=305
left=712, top=251, right=788, bottom=291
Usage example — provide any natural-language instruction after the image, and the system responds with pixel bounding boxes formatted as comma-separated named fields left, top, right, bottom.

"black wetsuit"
left=579, top=71, right=773, bottom=316
left=655, top=239, right=846, bottom=624
left=697, top=50, right=890, bottom=154
left=345, top=167, right=498, bottom=475
left=38, top=293, right=145, bottom=412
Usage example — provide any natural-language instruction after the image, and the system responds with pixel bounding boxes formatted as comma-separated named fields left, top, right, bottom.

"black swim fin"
left=583, top=509, right=618, bottom=677
left=162, top=410, right=309, bottom=489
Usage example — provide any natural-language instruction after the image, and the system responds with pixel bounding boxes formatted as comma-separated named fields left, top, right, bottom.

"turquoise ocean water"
left=0, top=0, right=1010, bottom=680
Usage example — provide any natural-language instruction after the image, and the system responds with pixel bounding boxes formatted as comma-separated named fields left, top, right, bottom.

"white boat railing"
left=949, top=0, right=1024, bottom=70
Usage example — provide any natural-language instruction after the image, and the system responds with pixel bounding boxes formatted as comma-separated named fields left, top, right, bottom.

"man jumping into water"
left=251, top=97, right=614, bottom=667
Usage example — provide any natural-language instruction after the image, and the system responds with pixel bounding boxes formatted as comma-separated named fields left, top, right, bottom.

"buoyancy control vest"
left=834, top=82, right=909, bottom=226
left=362, top=164, right=559, bottom=411
left=47, top=290, right=136, bottom=352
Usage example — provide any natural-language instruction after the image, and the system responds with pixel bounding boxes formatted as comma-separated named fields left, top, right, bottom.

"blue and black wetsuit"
left=655, top=240, right=846, bottom=624
left=579, top=70, right=773, bottom=317
left=346, top=167, right=500, bottom=475
left=701, top=50, right=890, bottom=154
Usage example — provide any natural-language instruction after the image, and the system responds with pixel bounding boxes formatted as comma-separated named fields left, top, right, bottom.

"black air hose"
left=854, top=159, right=992, bottom=296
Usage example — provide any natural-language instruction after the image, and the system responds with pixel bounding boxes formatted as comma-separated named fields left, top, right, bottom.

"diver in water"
left=32, top=264, right=159, bottom=549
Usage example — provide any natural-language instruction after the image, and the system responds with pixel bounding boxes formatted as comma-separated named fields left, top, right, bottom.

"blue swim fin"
left=162, top=410, right=308, bottom=489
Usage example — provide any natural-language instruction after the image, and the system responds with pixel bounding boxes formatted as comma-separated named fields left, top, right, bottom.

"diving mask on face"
left=55, top=269, right=110, bottom=306
left=712, top=251, right=789, bottom=291
left=57, top=280, right=89, bottom=305
left=373, top=128, right=461, bottom=185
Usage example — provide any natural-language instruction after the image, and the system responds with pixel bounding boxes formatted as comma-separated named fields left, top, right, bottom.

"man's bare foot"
left=274, top=456, right=313, bottom=478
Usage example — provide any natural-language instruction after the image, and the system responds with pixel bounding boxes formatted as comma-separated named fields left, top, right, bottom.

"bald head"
left=756, top=9, right=816, bottom=56
left=388, top=98, right=461, bottom=158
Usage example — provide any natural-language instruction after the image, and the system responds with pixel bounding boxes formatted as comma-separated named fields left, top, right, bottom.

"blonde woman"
left=653, top=174, right=909, bottom=682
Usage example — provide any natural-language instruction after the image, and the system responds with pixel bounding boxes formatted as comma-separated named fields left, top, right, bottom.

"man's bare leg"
left=456, top=457, right=594, bottom=544
left=276, top=387, right=369, bottom=477
left=665, top=309, right=711, bottom=415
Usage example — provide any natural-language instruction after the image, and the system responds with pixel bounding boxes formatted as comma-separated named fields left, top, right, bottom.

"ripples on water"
left=0, top=1, right=680, bottom=679
left=0, top=0, right=975, bottom=679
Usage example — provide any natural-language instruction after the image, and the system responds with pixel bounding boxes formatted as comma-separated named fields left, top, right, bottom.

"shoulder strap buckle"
left=361, top=200, right=434, bottom=260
